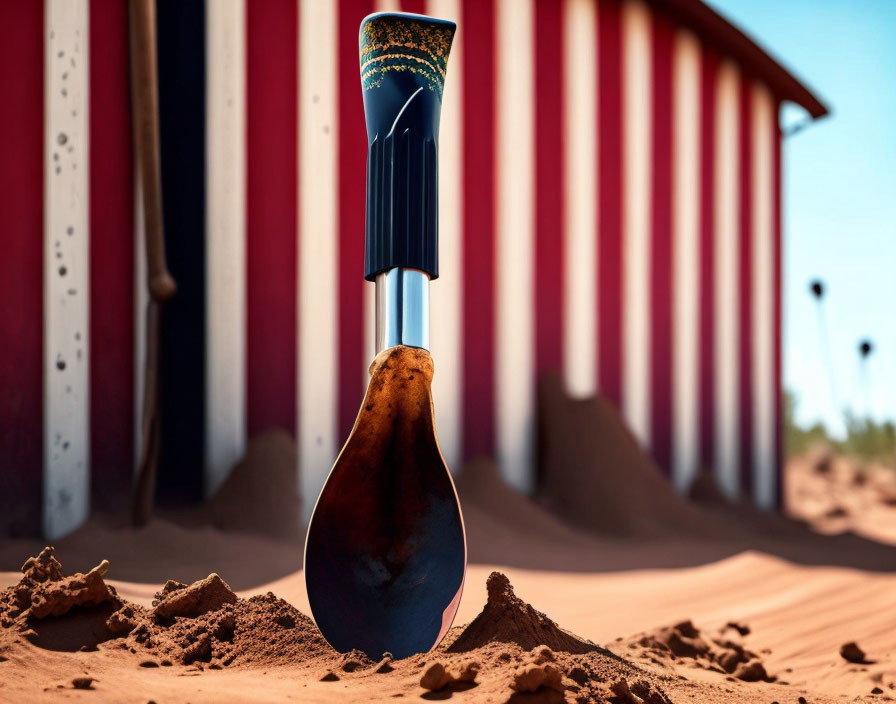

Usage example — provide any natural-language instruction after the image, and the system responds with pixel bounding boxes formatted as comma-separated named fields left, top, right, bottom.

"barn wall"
left=0, top=0, right=786, bottom=537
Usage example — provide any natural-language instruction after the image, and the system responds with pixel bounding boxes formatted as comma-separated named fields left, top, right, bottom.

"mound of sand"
left=447, top=571, right=600, bottom=654
left=0, top=547, right=331, bottom=669
left=537, top=374, right=730, bottom=538
left=201, top=429, right=302, bottom=541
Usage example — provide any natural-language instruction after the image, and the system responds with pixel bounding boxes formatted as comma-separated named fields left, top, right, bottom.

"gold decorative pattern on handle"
left=360, top=15, right=455, bottom=97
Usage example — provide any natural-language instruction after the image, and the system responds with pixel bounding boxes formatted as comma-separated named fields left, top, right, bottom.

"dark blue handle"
left=359, top=12, right=456, bottom=282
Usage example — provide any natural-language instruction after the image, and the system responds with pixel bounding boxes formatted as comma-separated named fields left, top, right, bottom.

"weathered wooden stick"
left=129, top=0, right=174, bottom=526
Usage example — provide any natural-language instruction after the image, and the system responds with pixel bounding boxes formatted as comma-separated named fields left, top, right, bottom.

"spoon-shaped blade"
left=304, top=345, right=466, bottom=660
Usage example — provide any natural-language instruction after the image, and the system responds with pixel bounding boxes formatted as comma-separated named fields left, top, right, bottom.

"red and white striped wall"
left=0, top=0, right=822, bottom=538
left=1, top=0, right=134, bottom=538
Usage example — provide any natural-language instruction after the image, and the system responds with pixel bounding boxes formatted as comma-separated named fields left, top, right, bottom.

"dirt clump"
left=72, top=676, right=95, bottom=689
left=610, top=677, right=674, bottom=704
left=1, top=549, right=331, bottom=669
left=124, top=589, right=331, bottom=667
left=419, top=659, right=480, bottom=691
left=839, top=641, right=870, bottom=664
left=153, top=573, right=236, bottom=619
left=0, top=547, right=117, bottom=624
left=511, top=646, right=565, bottom=693
left=617, top=620, right=775, bottom=683
left=29, top=559, right=114, bottom=618
left=448, top=571, right=600, bottom=654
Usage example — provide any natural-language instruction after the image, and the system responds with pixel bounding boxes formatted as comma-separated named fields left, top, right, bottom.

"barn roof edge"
left=650, top=0, right=829, bottom=120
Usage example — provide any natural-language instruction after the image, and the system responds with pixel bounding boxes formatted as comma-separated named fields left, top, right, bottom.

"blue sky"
left=707, top=0, right=896, bottom=435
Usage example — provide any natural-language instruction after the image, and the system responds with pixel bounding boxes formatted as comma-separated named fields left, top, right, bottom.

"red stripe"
left=534, top=0, right=564, bottom=376
left=0, top=1, right=43, bottom=536
left=246, top=0, right=298, bottom=436
left=738, top=77, right=753, bottom=496
left=336, top=0, right=374, bottom=445
left=649, top=13, right=674, bottom=473
left=400, top=0, right=428, bottom=14
left=597, top=0, right=623, bottom=406
left=89, top=0, right=134, bottom=509
left=772, top=102, right=783, bottom=507
left=698, top=47, right=718, bottom=470
left=461, top=0, right=496, bottom=459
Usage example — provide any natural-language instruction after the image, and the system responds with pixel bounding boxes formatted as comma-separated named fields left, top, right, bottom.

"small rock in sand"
left=320, top=671, right=340, bottom=682
left=153, top=573, right=236, bottom=619
left=419, top=660, right=480, bottom=691
left=839, top=641, right=869, bottom=664
left=732, top=659, right=771, bottom=682
left=72, top=676, right=95, bottom=690
left=420, top=662, right=451, bottom=691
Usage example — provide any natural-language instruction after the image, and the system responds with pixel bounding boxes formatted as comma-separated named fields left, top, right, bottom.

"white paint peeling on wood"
left=43, top=0, right=89, bottom=539
left=205, top=0, right=247, bottom=498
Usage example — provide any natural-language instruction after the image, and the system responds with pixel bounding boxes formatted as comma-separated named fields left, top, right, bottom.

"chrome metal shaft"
left=375, top=267, right=430, bottom=353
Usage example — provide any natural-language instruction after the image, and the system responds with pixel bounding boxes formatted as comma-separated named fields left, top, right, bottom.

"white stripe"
left=752, top=82, right=776, bottom=508
left=43, top=0, right=89, bottom=539
left=671, top=29, right=701, bottom=492
left=563, top=0, right=598, bottom=398
left=205, top=0, right=247, bottom=497
left=713, top=60, right=740, bottom=498
left=298, top=0, right=338, bottom=522
left=427, top=0, right=463, bottom=473
left=495, top=0, right=535, bottom=493
left=621, top=0, right=651, bottom=447
left=133, top=171, right=147, bottom=476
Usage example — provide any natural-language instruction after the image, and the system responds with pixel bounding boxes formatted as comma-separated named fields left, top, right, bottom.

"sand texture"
left=1, top=382, right=895, bottom=702
left=6, top=547, right=890, bottom=703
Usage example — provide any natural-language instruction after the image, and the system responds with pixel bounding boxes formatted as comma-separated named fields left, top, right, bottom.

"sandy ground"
left=2, top=391, right=895, bottom=703
left=3, top=476, right=895, bottom=702
left=786, top=450, right=896, bottom=546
